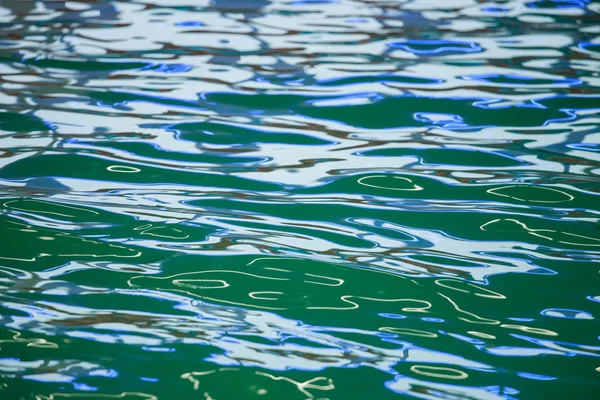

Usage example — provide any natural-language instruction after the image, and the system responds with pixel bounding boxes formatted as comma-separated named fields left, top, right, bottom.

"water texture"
left=1, top=0, right=600, bottom=398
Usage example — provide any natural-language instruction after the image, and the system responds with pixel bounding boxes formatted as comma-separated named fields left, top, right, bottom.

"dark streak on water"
left=1, top=0, right=600, bottom=399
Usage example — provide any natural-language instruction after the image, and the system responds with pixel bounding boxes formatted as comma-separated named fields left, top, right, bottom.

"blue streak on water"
left=387, top=40, right=484, bottom=55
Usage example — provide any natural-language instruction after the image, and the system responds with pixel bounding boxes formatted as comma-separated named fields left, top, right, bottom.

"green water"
left=1, top=0, right=600, bottom=399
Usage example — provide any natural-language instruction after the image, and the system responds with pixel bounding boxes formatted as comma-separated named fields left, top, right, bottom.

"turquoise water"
left=1, top=0, right=600, bottom=399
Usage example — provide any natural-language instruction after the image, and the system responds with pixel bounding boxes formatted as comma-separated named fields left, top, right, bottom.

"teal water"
left=1, top=0, right=600, bottom=399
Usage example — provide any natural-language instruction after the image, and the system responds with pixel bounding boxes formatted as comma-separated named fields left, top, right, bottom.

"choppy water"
left=1, top=0, right=600, bottom=398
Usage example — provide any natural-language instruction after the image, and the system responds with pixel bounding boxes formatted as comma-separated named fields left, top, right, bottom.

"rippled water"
left=1, top=0, right=600, bottom=398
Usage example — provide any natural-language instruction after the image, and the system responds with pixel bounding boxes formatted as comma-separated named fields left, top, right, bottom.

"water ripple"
left=1, top=0, right=600, bottom=399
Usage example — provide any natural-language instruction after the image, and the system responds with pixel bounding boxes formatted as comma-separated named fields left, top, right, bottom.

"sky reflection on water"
left=1, top=0, right=600, bottom=399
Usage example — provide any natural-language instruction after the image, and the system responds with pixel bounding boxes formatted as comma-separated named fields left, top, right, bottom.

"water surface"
left=1, top=0, right=600, bottom=399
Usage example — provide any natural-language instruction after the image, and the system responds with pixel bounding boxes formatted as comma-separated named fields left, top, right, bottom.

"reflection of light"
left=0, top=329, right=58, bottom=349
left=461, top=73, right=581, bottom=86
left=308, top=296, right=431, bottom=311
left=0, top=255, right=44, bottom=262
left=199, top=296, right=287, bottom=311
left=387, top=39, right=483, bottom=55
left=541, top=308, right=593, bottom=320
left=379, top=313, right=407, bottom=319
left=517, top=372, right=556, bottom=381
left=501, top=324, right=557, bottom=336
left=357, top=175, right=423, bottom=191
left=410, top=364, right=469, bottom=380
left=587, top=295, right=600, bottom=304
left=468, top=331, right=496, bottom=340
left=176, top=21, right=204, bottom=27
left=317, top=74, right=443, bottom=87
left=182, top=369, right=334, bottom=399
left=73, top=383, right=98, bottom=392
left=247, top=257, right=299, bottom=266
left=249, top=291, right=285, bottom=300
left=435, top=279, right=505, bottom=299
left=255, top=372, right=334, bottom=399
left=487, top=185, right=574, bottom=203
left=141, top=346, right=175, bottom=353
left=3, top=199, right=99, bottom=218
left=36, top=392, right=157, bottom=400
left=24, top=373, right=75, bottom=383
left=511, top=334, right=600, bottom=358
left=386, top=376, right=507, bottom=399
left=107, top=165, right=141, bottom=173
left=138, top=225, right=190, bottom=240
left=139, top=63, right=193, bottom=74
left=481, top=218, right=600, bottom=247
left=379, top=327, right=437, bottom=338
left=421, top=317, right=444, bottom=323
left=439, top=293, right=499, bottom=325
left=304, top=273, right=344, bottom=286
